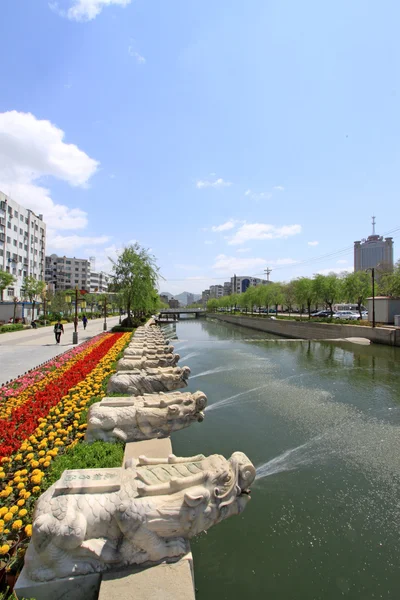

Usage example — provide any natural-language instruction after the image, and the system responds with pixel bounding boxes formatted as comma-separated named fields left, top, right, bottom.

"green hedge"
left=0, top=323, right=25, bottom=333
left=111, top=326, right=136, bottom=332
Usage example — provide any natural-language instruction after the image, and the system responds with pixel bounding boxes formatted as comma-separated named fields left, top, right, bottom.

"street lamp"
left=366, top=267, right=375, bottom=328
left=65, top=287, right=80, bottom=344
left=103, top=295, right=107, bottom=331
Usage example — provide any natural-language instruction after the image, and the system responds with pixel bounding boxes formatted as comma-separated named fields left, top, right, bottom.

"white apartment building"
left=0, top=191, right=46, bottom=298
left=45, top=254, right=90, bottom=292
left=90, top=271, right=109, bottom=293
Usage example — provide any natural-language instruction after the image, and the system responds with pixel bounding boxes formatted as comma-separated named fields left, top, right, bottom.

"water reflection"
left=170, top=319, right=400, bottom=600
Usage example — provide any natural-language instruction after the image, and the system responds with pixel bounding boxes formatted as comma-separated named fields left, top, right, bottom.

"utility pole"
left=264, top=267, right=272, bottom=282
left=73, top=286, right=79, bottom=344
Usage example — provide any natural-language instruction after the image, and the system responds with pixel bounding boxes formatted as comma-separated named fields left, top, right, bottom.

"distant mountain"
left=160, top=291, right=201, bottom=306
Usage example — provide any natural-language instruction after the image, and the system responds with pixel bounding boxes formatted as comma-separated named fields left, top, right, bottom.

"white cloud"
left=228, top=223, right=302, bottom=245
left=196, top=177, right=232, bottom=189
left=51, top=0, right=132, bottom=21
left=315, top=267, right=352, bottom=276
left=236, top=247, right=251, bottom=253
left=0, top=111, right=98, bottom=233
left=128, top=45, right=146, bottom=64
left=273, top=185, right=285, bottom=191
left=244, top=189, right=272, bottom=201
left=211, top=219, right=237, bottom=232
left=212, top=255, right=296, bottom=274
left=308, top=241, right=319, bottom=246
left=213, top=254, right=267, bottom=273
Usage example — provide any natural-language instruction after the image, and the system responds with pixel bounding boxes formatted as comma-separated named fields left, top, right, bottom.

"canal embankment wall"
left=207, top=313, right=400, bottom=346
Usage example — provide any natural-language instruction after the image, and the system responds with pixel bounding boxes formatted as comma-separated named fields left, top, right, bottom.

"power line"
left=161, top=225, right=400, bottom=282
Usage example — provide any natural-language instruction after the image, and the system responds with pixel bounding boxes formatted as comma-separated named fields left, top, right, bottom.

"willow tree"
left=110, top=244, right=159, bottom=326
left=0, top=270, right=14, bottom=302
left=21, top=276, right=46, bottom=320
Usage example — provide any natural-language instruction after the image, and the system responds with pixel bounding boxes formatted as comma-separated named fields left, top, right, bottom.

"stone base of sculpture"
left=23, top=452, right=255, bottom=582
left=107, top=366, right=191, bottom=395
left=85, top=391, right=207, bottom=443
left=14, top=569, right=101, bottom=600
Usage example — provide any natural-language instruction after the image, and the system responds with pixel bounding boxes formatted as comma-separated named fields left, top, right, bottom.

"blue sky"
left=1, top=0, right=399, bottom=294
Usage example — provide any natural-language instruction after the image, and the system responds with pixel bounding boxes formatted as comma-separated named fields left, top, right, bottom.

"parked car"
left=311, top=310, right=332, bottom=318
left=333, top=311, right=359, bottom=320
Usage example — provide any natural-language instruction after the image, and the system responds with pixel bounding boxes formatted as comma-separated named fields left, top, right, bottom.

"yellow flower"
left=43, top=461, right=51, bottom=468
left=15, top=454, right=23, bottom=461
left=25, top=524, right=33, bottom=537
left=0, top=544, right=10, bottom=555
left=19, top=509, right=28, bottom=517
left=30, top=460, right=40, bottom=468
left=32, top=486, right=41, bottom=493
left=1, top=457, right=10, bottom=464
left=31, top=475, right=42, bottom=485
left=17, top=499, right=25, bottom=507
left=12, top=519, right=23, bottom=530
left=0, top=507, right=8, bottom=517
left=10, top=506, right=19, bottom=514
left=26, top=453, right=34, bottom=460
left=0, top=487, right=12, bottom=498
left=4, top=512, right=13, bottom=522
left=17, top=482, right=25, bottom=490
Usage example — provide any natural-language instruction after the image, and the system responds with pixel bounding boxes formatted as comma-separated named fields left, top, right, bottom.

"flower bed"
left=0, top=331, right=131, bottom=582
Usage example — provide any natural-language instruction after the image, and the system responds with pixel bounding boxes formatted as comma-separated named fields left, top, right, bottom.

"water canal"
left=163, top=318, right=400, bottom=599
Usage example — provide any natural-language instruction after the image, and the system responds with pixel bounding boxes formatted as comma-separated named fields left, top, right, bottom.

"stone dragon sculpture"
left=24, top=452, right=255, bottom=581
left=85, top=391, right=207, bottom=443
left=107, top=366, right=190, bottom=395
left=116, top=353, right=180, bottom=370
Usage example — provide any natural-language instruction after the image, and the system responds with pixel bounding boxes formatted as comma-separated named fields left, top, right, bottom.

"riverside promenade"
left=0, top=316, right=121, bottom=386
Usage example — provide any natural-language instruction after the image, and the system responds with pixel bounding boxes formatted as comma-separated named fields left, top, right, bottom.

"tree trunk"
left=328, top=302, right=333, bottom=316
left=307, top=300, right=311, bottom=319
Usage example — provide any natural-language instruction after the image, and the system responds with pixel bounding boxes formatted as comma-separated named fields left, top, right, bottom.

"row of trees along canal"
left=0, top=244, right=162, bottom=326
left=205, top=260, right=400, bottom=320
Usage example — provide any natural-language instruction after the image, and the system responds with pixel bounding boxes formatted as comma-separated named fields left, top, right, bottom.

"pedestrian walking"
left=54, top=320, right=64, bottom=344
left=82, top=314, right=88, bottom=330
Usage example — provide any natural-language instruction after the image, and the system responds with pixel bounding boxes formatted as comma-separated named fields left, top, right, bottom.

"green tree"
left=110, top=243, right=160, bottom=326
left=207, top=298, right=219, bottom=312
left=312, top=273, right=340, bottom=316
left=282, top=281, right=296, bottom=314
left=0, top=270, right=14, bottom=302
left=342, top=271, right=371, bottom=318
left=378, top=260, right=400, bottom=297
left=269, top=283, right=284, bottom=316
left=293, top=277, right=315, bottom=318
left=21, top=277, right=46, bottom=320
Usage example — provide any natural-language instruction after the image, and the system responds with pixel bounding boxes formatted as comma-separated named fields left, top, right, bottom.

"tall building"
left=45, top=254, right=91, bottom=292
left=90, top=271, right=109, bottom=293
left=210, top=284, right=224, bottom=298
left=223, top=281, right=232, bottom=296
left=230, top=275, right=268, bottom=294
left=354, top=217, right=394, bottom=272
left=201, top=289, right=210, bottom=305
left=186, top=292, right=195, bottom=305
left=0, top=191, right=46, bottom=298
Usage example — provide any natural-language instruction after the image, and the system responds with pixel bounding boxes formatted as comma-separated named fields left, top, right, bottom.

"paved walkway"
left=0, top=316, right=121, bottom=386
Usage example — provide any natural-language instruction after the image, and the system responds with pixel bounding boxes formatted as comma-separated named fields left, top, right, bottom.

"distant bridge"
left=157, top=308, right=206, bottom=321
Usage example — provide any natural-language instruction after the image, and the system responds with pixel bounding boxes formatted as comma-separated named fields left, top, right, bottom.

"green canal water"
left=163, top=318, right=400, bottom=600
